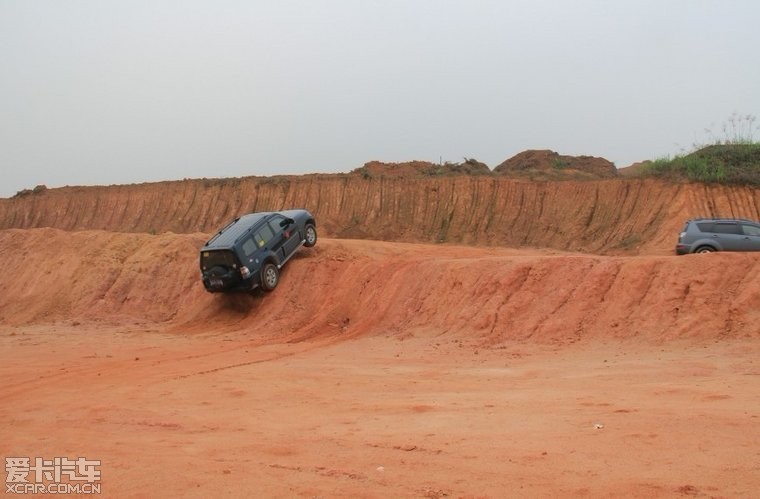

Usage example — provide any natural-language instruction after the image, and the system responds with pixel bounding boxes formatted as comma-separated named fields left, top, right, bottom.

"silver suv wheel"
left=304, top=224, right=317, bottom=247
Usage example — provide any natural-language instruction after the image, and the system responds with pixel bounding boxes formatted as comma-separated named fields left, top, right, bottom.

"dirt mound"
left=352, top=158, right=490, bottom=178
left=2, top=176, right=759, bottom=255
left=618, top=161, right=651, bottom=177
left=2, top=228, right=757, bottom=343
left=352, top=160, right=437, bottom=178
left=494, top=150, right=618, bottom=179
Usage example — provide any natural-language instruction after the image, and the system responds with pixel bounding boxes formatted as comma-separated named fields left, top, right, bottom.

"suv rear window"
left=242, top=237, right=258, bottom=257
left=201, top=250, right=238, bottom=271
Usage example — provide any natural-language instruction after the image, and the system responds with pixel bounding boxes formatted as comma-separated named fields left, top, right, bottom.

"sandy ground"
left=1, top=323, right=759, bottom=498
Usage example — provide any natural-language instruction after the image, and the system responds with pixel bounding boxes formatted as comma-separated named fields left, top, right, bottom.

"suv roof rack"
left=205, top=216, right=241, bottom=245
left=689, top=217, right=755, bottom=223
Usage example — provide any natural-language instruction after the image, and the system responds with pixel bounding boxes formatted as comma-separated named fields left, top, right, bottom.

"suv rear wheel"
left=261, top=262, right=279, bottom=291
left=695, top=246, right=716, bottom=253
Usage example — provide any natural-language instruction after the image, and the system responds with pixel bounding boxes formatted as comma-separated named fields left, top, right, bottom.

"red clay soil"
left=1, top=226, right=759, bottom=497
left=1, top=176, right=759, bottom=254
left=352, top=160, right=439, bottom=178
left=1, top=173, right=759, bottom=497
left=1, top=229, right=758, bottom=342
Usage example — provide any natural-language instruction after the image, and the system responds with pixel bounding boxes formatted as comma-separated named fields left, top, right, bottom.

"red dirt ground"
left=1, top=225, right=759, bottom=497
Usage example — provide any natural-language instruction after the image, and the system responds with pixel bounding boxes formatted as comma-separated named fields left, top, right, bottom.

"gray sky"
left=1, top=0, right=759, bottom=198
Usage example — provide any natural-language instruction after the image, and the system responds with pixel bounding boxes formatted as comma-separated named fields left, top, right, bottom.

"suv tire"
left=261, top=262, right=279, bottom=291
left=696, top=246, right=715, bottom=253
left=304, top=224, right=317, bottom=247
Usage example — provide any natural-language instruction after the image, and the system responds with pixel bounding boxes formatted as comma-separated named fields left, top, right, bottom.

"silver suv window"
left=712, top=222, right=740, bottom=234
left=742, top=224, right=760, bottom=236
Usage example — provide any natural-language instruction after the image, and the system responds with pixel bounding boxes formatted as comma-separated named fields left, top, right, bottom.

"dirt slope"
left=2, top=228, right=757, bottom=343
left=2, top=176, right=759, bottom=255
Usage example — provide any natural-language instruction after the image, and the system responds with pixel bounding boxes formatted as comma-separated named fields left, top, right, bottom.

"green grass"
left=641, top=143, right=760, bottom=185
left=551, top=158, right=569, bottom=170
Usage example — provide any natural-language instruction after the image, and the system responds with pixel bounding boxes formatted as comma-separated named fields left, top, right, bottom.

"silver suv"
left=676, top=218, right=760, bottom=254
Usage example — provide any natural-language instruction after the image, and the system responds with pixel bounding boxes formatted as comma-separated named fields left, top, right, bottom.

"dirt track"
left=1, top=225, right=759, bottom=497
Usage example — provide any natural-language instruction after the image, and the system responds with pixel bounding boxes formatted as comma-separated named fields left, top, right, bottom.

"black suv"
left=675, top=217, right=760, bottom=254
left=200, top=209, right=317, bottom=292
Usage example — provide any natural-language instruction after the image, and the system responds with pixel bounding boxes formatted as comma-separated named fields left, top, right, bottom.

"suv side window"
left=696, top=222, right=714, bottom=232
left=741, top=224, right=760, bottom=237
left=242, top=237, right=258, bottom=257
left=253, top=224, right=275, bottom=248
left=712, top=222, right=741, bottom=234
left=269, top=215, right=288, bottom=233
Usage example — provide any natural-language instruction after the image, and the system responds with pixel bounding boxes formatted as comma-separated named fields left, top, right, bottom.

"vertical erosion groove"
left=0, top=177, right=758, bottom=254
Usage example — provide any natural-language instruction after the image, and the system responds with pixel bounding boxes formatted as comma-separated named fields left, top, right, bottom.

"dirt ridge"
left=2, top=176, right=759, bottom=255
left=2, top=228, right=757, bottom=343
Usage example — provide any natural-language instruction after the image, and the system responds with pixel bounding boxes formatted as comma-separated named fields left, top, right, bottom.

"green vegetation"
left=551, top=158, right=569, bottom=170
left=13, top=184, right=47, bottom=198
left=641, top=114, right=760, bottom=185
left=642, top=143, right=760, bottom=185
left=424, top=158, right=491, bottom=177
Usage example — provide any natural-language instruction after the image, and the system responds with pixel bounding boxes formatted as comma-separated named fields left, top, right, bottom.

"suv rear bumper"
left=675, top=244, right=690, bottom=255
left=202, top=275, right=256, bottom=293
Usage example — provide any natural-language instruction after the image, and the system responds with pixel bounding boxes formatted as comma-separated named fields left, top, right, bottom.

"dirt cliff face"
left=1, top=175, right=758, bottom=254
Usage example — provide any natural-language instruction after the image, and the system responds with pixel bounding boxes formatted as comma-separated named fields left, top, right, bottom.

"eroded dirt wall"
left=1, top=176, right=759, bottom=254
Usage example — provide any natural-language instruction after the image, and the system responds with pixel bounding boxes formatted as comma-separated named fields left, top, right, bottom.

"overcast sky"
left=1, top=1, right=759, bottom=197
